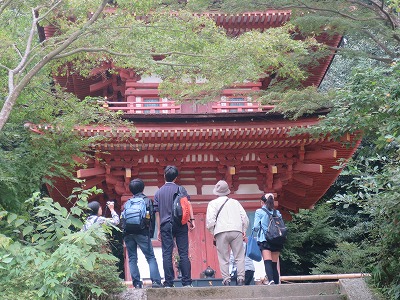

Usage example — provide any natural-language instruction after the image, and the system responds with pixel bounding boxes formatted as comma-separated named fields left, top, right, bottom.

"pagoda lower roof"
left=71, top=117, right=337, bottom=151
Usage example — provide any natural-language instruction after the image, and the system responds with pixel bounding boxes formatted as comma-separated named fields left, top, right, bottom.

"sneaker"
left=134, top=283, right=143, bottom=289
left=223, top=280, right=231, bottom=286
left=263, top=280, right=275, bottom=285
left=152, top=281, right=162, bottom=288
left=163, top=282, right=175, bottom=288
left=237, top=279, right=244, bottom=286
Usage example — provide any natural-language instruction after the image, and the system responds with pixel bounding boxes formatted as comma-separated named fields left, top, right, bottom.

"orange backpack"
left=172, top=186, right=191, bottom=225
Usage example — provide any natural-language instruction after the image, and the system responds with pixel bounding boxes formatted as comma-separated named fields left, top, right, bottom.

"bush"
left=0, top=190, right=125, bottom=299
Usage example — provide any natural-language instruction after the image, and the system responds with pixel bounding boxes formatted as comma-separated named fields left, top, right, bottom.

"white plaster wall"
left=134, top=246, right=164, bottom=280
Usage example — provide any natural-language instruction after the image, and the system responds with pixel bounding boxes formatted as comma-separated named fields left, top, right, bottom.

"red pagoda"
left=37, top=10, right=360, bottom=280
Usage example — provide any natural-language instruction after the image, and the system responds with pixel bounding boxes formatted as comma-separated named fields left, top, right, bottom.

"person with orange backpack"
left=154, top=165, right=195, bottom=288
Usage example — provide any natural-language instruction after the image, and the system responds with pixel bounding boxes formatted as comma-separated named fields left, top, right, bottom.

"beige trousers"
left=215, top=231, right=245, bottom=284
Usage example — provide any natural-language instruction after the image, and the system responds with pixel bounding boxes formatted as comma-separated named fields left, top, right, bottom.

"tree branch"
left=0, top=0, right=110, bottom=131
left=254, top=1, right=382, bottom=22
left=53, top=47, right=210, bottom=59
left=298, top=1, right=375, bottom=21
left=13, top=8, right=38, bottom=75
left=0, top=64, right=10, bottom=71
left=0, top=0, right=12, bottom=16
left=327, top=46, right=394, bottom=63
left=362, top=29, right=397, bottom=58
left=155, top=61, right=199, bottom=68
left=36, top=0, right=63, bottom=24
left=367, top=0, right=396, bottom=30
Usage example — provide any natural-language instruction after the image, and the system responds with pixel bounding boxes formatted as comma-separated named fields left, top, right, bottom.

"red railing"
left=104, top=99, right=180, bottom=114
left=102, top=100, right=274, bottom=114
left=101, top=99, right=274, bottom=115
left=100, top=81, right=275, bottom=115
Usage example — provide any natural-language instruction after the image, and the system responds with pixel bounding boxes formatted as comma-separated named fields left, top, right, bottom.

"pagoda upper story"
left=43, top=10, right=342, bottom=119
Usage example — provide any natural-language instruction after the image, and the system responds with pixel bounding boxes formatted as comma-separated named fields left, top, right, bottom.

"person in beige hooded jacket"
left=206, top=180, right=249, bottom=286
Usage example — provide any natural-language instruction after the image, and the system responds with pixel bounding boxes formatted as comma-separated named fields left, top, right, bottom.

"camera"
left=106, top=201, right=113, bottom=206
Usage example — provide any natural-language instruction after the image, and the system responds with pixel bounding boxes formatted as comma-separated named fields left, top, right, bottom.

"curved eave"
left=74, top=116, right=329, bottom=150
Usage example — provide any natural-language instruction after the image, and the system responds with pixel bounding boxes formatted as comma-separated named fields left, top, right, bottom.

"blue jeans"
left=124, top=234, right=161, bottom=286
left=160, top=221, right=192, bottom=286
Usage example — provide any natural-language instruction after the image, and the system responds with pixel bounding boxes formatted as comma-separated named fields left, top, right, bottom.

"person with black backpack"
left=252, top=193, right=287, bottom=285
left=122, top=178, right=162, bottom=289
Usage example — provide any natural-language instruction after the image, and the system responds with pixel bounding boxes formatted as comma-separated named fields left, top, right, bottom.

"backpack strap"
left=261, top=207, right=276, bottom=217
left=260, top=207, right=274, bottom=234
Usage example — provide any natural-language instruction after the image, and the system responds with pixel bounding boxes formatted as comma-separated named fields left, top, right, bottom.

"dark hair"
left=88, top=201, right=100, bottom=216
left=129, top=178, right=145, bottom=195
left=261, top=193, right=274, bottom=210
left=164, top=165, right=178, bottom=182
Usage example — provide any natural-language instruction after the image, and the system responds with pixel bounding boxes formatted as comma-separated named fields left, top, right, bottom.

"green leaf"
left=14, top=218, right=25, bottom=227
left=0, top=211, right=8, bottom=219
left=1, top=257, right=13, bottom=264
left=22, top=225, right=34, bottom=236
left=69, top=216, right=83, bottom=228
left=82, top=259, right=94, bottom=271
left=7, top=213, right=17, bottom=224
left=32, top=234, right=41, bottom=243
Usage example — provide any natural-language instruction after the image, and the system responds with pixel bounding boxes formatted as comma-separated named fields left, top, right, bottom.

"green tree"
left=0, top=0, right=321, bottom=130
left=281, top=203, right=338, bottom=275
left=284, top=64, right=399, bottom=298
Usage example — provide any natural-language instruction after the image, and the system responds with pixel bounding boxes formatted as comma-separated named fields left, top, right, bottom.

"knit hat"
left=213, top=180, right=231, bottom=196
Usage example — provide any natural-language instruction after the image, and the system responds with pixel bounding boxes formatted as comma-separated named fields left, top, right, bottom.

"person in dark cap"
left=83, top=200, right=119, bottom=231
left=206, top=180, right=249, bottom=286
left=122, top=178, right=162, bottom=289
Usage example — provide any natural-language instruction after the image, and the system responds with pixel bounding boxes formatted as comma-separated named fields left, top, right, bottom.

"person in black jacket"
left=154, top=165, right=195, bottom=288
left=123, top=178, right=162, bottom=289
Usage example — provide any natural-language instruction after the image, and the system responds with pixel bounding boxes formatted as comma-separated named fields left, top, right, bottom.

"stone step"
left=195, top=297, right=345, bottom=300
left=146, top=282, right=340, bottom=300
left=115, top=282, right=342, bottom=300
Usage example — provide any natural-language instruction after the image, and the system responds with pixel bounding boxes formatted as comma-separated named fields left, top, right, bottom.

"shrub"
left=0, top=190, right=125, bottom=299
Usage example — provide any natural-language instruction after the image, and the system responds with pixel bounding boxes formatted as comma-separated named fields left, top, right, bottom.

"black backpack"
left=262, top=208, right=288, bottom=246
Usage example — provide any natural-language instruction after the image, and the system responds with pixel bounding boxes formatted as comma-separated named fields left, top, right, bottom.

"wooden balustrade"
left=101, top=99, right=274, bottom=114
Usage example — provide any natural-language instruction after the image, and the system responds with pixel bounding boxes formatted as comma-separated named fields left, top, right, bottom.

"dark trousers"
left=232, top=270, right=255, bottom=285
left=160, top=221, right=192, bottom=286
